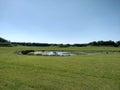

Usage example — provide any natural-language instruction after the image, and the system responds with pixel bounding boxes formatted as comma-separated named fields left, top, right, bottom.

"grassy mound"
left=0, top=37, right=13, bottom=47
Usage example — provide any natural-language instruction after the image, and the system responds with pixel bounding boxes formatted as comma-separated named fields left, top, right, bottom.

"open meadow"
left=0, top=46, right=120, bottom=90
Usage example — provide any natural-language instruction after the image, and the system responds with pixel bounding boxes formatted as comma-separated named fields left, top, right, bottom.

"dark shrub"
left=21, top=50, right=34, bottom=54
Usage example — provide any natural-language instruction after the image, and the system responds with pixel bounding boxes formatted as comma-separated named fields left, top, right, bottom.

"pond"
left=20, top=50, right=75, bottom=56
left=19, top=50, right=119, bottom=56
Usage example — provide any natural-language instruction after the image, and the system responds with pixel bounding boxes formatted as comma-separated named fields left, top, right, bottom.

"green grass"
left=0, top=46, right=120, bottom=90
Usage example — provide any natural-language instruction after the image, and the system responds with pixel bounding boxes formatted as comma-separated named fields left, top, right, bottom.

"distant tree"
left=73, top=44, right=88, bottom=47
left=89, top=41, right=97, bottom=46
left=11, top=42, right=52, bottom=47
left=116, top=41, right=120, bottom=47
left=108, top=40, right=116, bottom=47
left=89, top=40, right=117, bottom=47
left=97, top=41, right=104, bottom=46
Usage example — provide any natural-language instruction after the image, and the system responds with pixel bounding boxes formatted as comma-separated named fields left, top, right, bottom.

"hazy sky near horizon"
left=0, top=0, right=120, bottom=43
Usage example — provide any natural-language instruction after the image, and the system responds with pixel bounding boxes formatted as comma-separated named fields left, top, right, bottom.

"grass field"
left=0, top=46, right=120, bottom=90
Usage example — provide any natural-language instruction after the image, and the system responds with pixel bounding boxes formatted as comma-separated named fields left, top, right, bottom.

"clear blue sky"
left=0, top=0, right=120, bottom=44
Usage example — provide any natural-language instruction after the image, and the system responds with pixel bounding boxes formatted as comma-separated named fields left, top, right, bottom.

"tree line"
left=11, top=40, right=120, bottom=47
left=88, top=40, right=120, bottom=47
left=0, top=37, right=120, bottom=47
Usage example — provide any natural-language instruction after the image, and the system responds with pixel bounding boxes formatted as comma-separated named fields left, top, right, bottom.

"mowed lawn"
left=0, top=46, right=120, bottom=90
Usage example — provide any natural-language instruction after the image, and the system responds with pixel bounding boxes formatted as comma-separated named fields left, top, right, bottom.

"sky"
left=0, top=0, right=120, bottom=44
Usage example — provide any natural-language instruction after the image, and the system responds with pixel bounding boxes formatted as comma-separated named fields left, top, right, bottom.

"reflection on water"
left=32, top=51, right=75, bottom=56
